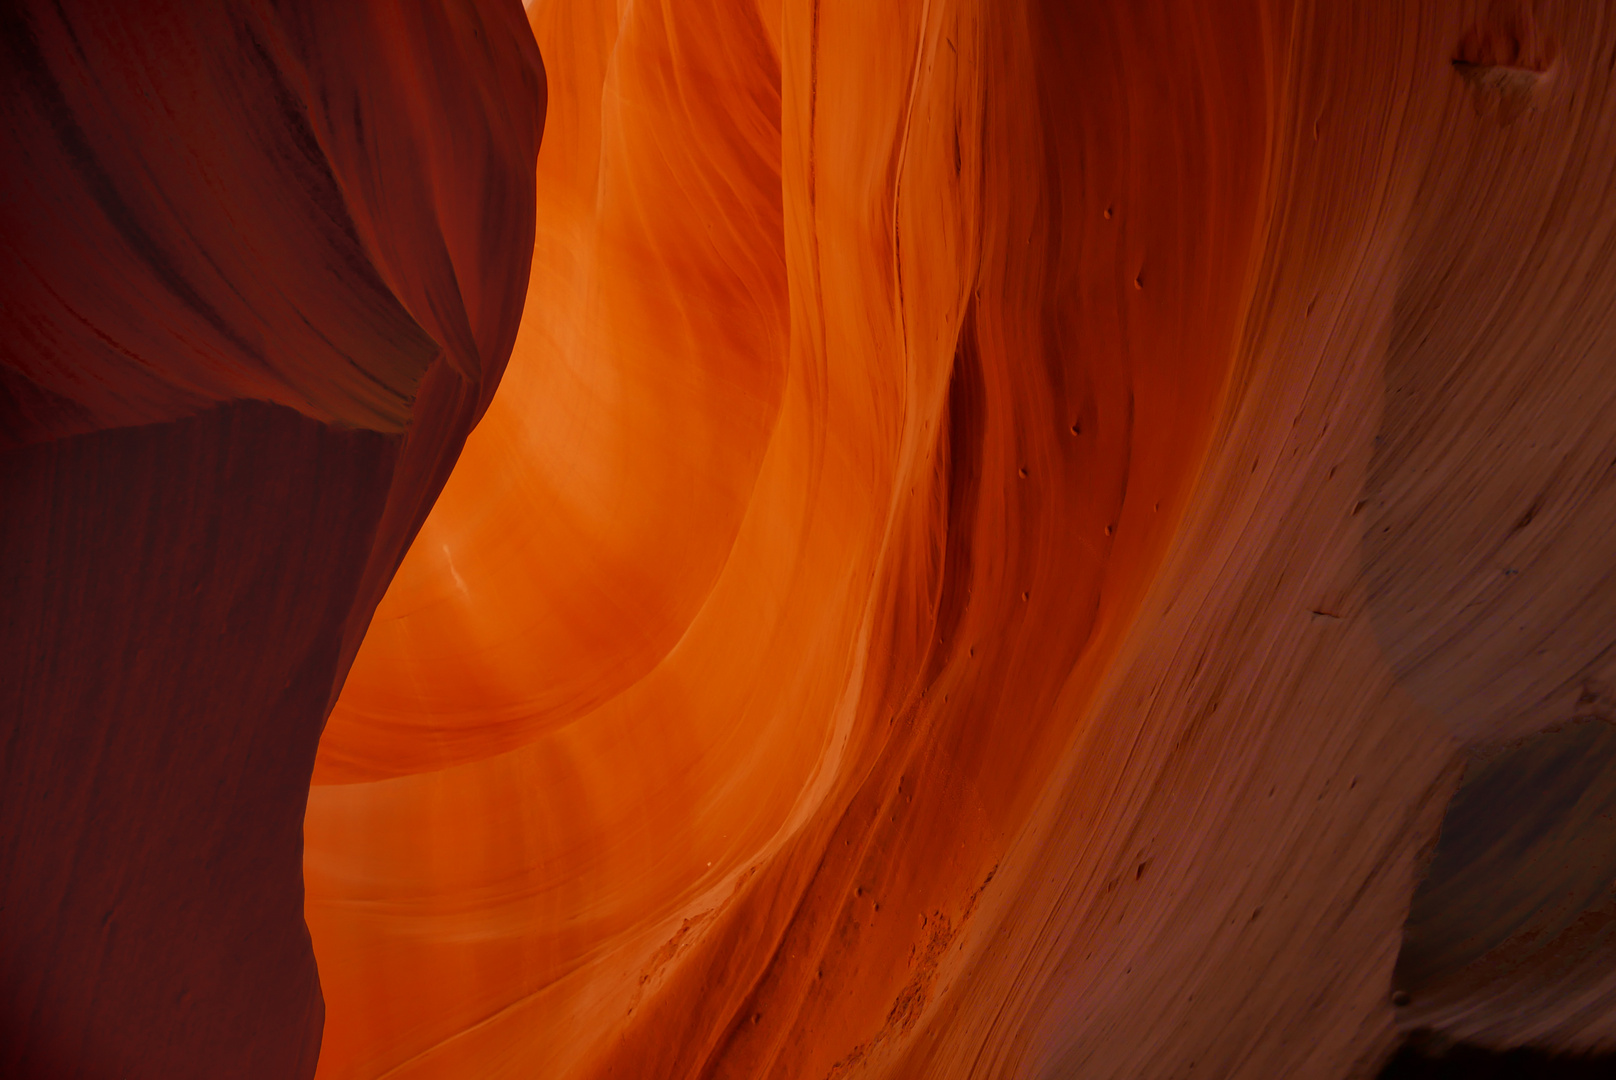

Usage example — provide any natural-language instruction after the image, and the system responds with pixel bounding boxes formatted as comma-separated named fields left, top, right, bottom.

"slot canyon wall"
left=6, top=0, right=1616, bottom=1078
left=1, top=0, right=545, bottom=1073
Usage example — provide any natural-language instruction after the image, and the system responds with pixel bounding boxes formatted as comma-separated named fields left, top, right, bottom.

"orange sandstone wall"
left=6, top=0, right=1612, bottom=1076
left=311, top=0, right=1616, bottom=1077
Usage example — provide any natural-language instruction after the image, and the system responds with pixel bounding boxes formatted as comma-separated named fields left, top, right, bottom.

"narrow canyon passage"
left=6, top=1, right=1616, bottom=1078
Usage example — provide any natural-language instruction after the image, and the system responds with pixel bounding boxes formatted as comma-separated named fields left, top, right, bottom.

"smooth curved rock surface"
left=0, top=1, right=544, bottom=1075
left=308, top=0, right=1616, bottom=1077
left=11, top=0, right=1616, bottom=1077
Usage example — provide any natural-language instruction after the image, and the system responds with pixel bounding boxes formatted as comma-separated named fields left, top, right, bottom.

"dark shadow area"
left=0, top=402, right=392, bottom=1077
left=1381, top=1038, right=1616, bottom=1078
left=1396, top=719, right=1616, bottom=994
left=1388, top=719, right=1616, bottom=1047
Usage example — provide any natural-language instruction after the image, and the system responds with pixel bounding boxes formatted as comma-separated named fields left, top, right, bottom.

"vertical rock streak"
left=312, top=0, right=1616, bottom=1075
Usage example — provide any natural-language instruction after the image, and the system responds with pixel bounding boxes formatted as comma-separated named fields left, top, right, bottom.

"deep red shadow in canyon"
left=0, top=1, right=544, bottom=1075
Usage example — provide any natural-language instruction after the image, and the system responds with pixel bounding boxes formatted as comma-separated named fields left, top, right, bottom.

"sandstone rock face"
left=307, top=0, right=1616, bottom=1076
left=0, top=2, right=544, bottom=1076
left=9, top=0, right=1616, bottom=1077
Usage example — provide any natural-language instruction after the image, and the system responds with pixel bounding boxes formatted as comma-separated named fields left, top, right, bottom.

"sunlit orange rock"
left=306, top=0, right=1616, bottom=1077
left=11, top=0, right=1616, bottom=1076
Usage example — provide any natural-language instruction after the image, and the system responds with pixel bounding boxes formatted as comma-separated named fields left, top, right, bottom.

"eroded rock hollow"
left=6, top=1, right=1616, bottom=1077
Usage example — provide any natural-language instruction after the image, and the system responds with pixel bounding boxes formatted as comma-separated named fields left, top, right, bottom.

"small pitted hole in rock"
left=1392, top=990, right=1410, bottom=1008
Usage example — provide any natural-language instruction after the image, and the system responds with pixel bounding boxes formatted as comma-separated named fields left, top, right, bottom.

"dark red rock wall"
left=2, top=404, right=393, bottom=1077
left=0, top=1, right=544, bottom=1075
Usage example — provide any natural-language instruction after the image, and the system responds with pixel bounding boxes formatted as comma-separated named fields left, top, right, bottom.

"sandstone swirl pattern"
left=312, top=0, right=1616, bottom=1076
left=6, top=2, right=1616, bottom=1078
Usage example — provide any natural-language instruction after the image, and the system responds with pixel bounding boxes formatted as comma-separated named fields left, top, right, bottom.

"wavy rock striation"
left=0, top=1, right=544, bottom=1076
left=9, top=0, right=1616, bottom=1077
left=307, top=0, right=1616, bottom=1077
